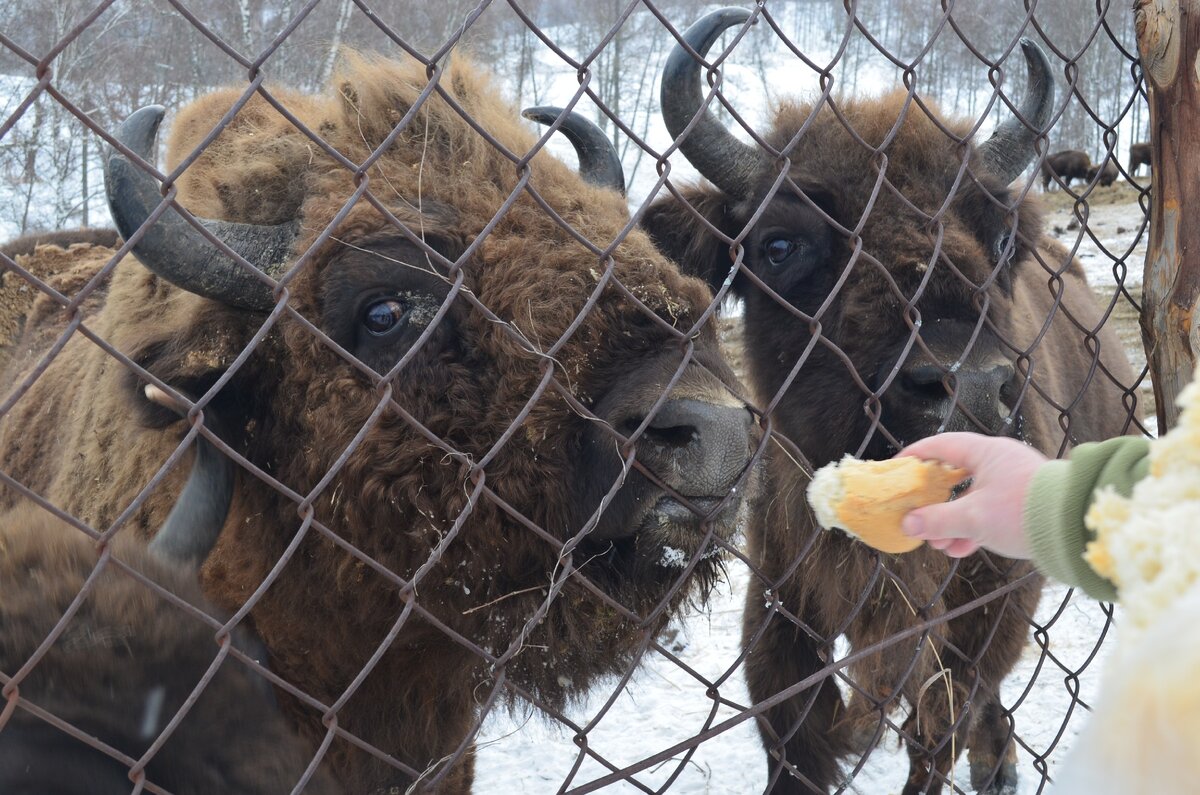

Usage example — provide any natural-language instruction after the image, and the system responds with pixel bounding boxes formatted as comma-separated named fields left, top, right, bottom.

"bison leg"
left=744, top=586, right=851, bottom=794
left=915, top=557, right=1040, bottom=795
left=967, top=699, right=1019, bottom=795
left=896, top=657, right=970, bottom=795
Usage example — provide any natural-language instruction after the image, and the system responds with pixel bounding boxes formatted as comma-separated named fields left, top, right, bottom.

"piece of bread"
left=807, top=455, right=968, bottom=553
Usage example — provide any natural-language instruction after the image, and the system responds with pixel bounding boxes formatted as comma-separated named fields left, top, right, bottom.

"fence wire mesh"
left=0, top=1, right=1158, bottom=793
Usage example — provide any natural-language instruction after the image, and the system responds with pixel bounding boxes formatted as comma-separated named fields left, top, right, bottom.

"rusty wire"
left=0, top=0, right=1155, bottom=793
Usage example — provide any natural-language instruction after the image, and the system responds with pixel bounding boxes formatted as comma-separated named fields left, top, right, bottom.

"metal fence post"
left=1135, top=0, right=1200, bottom=431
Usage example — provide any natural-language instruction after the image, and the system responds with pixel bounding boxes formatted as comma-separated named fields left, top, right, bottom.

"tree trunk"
left=1134, top=0, right=1200, bottom=431
left=81, top=133, right=89, bottom=229
left=320, top=0, right=354, bottom=86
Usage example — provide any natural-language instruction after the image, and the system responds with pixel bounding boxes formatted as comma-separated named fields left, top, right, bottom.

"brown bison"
left=643, top=10, right=1137, bottom=795
left=0, top=389, right=341, bottom=794
left=1087, top=159, right=1119, bottom=187
left=1128, top=142, right=1152, bottom=175
left=0, top=228, right=120, bottom=259
left=1040, top=149, right=1091, bottom=190
left=0, top=55, right=757, bottom=791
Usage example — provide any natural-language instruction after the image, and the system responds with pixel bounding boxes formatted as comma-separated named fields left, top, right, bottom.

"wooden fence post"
left=1135, top=0, right=1200, bottom=431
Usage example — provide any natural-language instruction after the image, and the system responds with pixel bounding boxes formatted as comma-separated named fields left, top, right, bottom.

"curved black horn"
left=144, top=385, right=234, bottom=568
left=977, top=39, right=1055, bottom=185
left=105, top=106, right=300, bottom=312
left=523, top=106, right=626, bottom=195
left=661, top=7, right=762, bottom=196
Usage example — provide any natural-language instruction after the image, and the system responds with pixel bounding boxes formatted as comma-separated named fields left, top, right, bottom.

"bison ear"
left=125, top=303, right=269, bottom=431
left=641, top=187, right=743, bottom=298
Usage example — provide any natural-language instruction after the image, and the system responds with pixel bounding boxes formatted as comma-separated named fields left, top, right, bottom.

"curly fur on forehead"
left=766, top=91, right=1020, bottom=217
left=167, top=53, right=712, bottom=382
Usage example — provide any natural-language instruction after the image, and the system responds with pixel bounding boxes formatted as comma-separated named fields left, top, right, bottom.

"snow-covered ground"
left=475, top=561, right=1118, bottom=794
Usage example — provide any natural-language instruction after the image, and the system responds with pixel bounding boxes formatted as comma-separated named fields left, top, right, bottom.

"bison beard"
left=0, top=54, right=757, bottom=791
left=644, top=9, right=1139, bottom=795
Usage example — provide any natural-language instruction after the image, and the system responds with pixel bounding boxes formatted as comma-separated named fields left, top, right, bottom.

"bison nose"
left=899, top=362, right=1014, bottom=399
left=960, top=362, right=1016, bottom=405
left=620, top=398, right=754, bottom=497
left=896, top=361, right=1017, bottom=431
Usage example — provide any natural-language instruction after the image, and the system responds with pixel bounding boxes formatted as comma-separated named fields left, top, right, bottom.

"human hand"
left=896, top=433, right=1049, bottom=559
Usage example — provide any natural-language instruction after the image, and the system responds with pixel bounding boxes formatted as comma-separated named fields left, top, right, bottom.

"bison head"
left=645, top=9, right=1055, bottom=467
left=92, top=54, right=757, bottom=783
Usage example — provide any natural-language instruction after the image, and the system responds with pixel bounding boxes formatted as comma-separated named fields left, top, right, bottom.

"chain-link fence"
left=0, top=1, right=1163, bottom=793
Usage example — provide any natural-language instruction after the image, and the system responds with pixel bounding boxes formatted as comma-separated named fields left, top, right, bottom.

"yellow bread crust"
left=823, top=457, right=968, bottom=554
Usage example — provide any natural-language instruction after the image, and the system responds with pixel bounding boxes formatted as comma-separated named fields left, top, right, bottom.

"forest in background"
left=0, top=0, right=1146, bottom=237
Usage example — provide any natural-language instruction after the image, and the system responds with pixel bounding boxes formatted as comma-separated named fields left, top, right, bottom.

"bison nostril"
left=900, top=365, right=951, bottom=398
left=613, top=398, right=753, bottom=494
left=644, top=422, right=699, bottom=450
left=904, top=364, right=946, bottom=386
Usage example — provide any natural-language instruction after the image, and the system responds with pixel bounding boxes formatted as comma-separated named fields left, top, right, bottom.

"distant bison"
left=0, top=228, right=120, bottom=259
left=1040, top=149, right=1091, bottom=190
left=1128, top=142, right=1152, bottom=175
left=645, top=9, right=1138, bottom=795
left=0, top=55, right=755, bottom=790
left=1087, top=159, right=1119, bottom=187
left=0, top=390, right=341, bottom=794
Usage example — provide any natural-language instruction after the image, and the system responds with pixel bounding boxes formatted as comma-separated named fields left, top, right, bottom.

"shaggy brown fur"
left=0, top=55, right=754, bottom=791
left=1040, top=149, right=1092, bottom=190
left=0, top=230, right=119, bottom=374
left=0, top=504, right=341, bottom=794
left=645, top=91, right=1138, bottom=794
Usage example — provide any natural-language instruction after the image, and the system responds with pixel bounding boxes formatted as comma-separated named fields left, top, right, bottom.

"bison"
left=1128, top=142, right=1152, bottom=175
left=0, top=55, right=757, bottom=790
left=1040, top=149, right=1091, bottom=190
left=0, top=387, right=341, bottom=794
left=1087, top=159, right=1119, bottom=187
left=0, top=228, right=120, bottom=259
left=643, top=9, right=1138, bottom=795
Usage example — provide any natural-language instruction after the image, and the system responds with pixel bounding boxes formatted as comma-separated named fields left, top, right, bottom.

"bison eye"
left=993, top=231, right=1014, bottom=263
left=764, top=237, right=801, bottom=268
left=362, top=298, right=410, bottom=336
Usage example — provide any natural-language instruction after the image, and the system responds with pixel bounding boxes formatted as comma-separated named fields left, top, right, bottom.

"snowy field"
left=475, top=563, right=1118, bottom=794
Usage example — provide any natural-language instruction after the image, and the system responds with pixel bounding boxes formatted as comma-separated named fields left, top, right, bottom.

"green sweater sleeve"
left=1024, top=436, right=1151, bottom=601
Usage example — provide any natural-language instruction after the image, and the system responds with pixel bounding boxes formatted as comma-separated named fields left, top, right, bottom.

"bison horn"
left=976, top=39, right=1055, bottom=186
left=104, top=105, right=300, bottom=312
left=522, top=106, right=626, bottom=195
left=660, top=7, right=763, bottom=196
left=144, top=385, right=234, bottom=568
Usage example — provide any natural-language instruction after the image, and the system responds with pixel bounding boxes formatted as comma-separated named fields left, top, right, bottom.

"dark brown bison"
left=0, top=55, right=757, bottom=791
left=1128, top=142, right=1152, bottom=175
left=643, top=10, right=1137, bottom=795
left=1087, top=159, right=1119, bottom=187
left=1040, top=149, right=1091, bottom=190
left=0, top=389, right=341, bottom=794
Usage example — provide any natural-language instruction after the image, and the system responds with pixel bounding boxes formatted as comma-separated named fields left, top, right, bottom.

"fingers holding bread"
left=807, top=455, right=968, bottom=554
